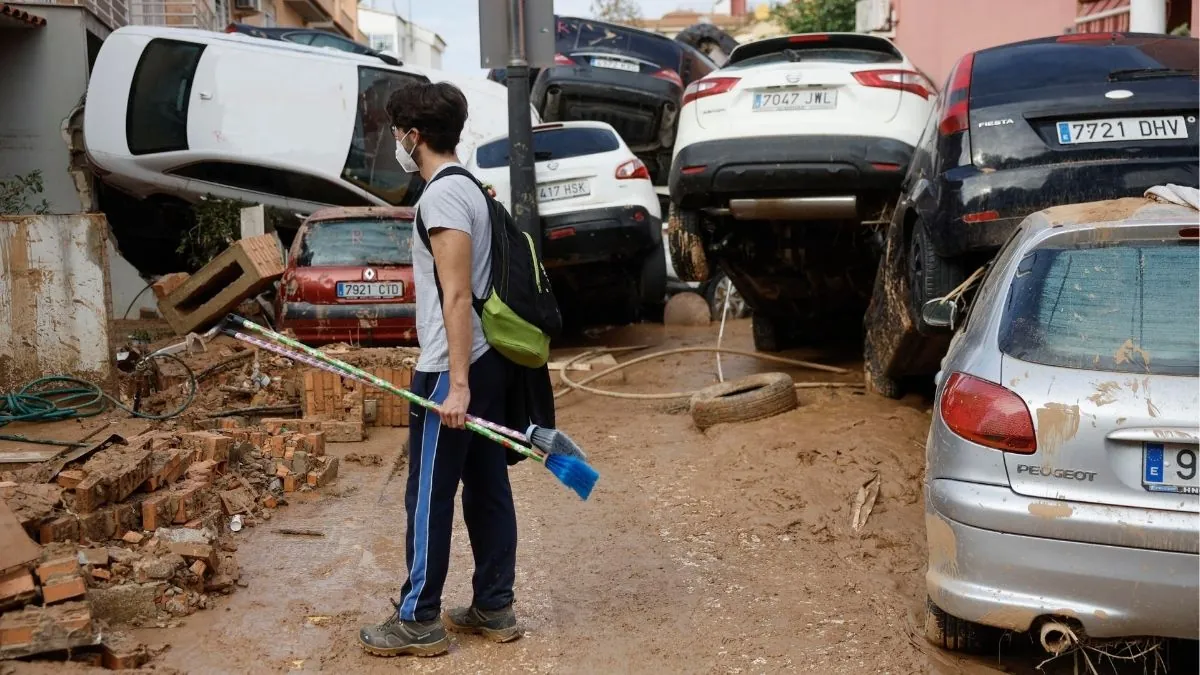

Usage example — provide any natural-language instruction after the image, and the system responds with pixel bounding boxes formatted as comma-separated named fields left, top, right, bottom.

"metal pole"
left=505, top=0, right=541, bottom=255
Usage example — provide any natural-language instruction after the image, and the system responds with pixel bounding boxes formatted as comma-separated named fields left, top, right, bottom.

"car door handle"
left=198, top=92, right=213, bottom=101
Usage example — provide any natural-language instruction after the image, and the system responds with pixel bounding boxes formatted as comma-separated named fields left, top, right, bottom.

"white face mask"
left=394, top=130, right=419, bottom=173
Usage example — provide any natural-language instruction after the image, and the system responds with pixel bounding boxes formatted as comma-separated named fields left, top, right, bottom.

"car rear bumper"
left=533, top=66, right=681, bottom=150
left=927, top=479, right=1200, bottom=640
left=669, top=135, right=914, bottom=216
left=928, top=156, right=1200, bottom=258
left=542, top=205, right=660, bottom=268
left=279, top=301, right=416, bottom=346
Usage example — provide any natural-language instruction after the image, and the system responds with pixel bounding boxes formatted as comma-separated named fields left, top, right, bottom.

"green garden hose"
left=0, top=353, right=199, bottom=432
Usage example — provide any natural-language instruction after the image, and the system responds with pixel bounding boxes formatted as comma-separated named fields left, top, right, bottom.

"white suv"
left=467, top=121, right=665, bottom=326
left=666, top=33, right=936, bottom=350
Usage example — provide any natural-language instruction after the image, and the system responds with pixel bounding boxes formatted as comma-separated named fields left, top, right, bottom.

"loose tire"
left=923, top=599, right=989, bottom=653
left=909, top=221, right=966, bottom=331
left=690, top=372, right=798, bottom=431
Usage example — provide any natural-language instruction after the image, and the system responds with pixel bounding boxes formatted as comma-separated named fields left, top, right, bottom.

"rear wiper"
left=1108, top=67, right=1197, bottom=81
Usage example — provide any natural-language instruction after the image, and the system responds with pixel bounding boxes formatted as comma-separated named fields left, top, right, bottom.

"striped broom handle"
left=222, top=316, right=546, bottom=463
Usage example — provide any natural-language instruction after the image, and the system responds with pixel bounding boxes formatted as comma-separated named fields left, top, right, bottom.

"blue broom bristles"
left=544, top=453, right=598, bottom=501
left=527, top=425, right=587, bottom=460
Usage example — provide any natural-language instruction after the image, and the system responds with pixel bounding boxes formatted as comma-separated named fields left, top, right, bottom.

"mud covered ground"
left=12, top=320, right=1192, bottom=674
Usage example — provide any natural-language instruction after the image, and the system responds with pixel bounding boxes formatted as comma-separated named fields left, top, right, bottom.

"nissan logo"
left=786, top=73, right=803, bottom=83
left=546, top=161, right=560, bottom=170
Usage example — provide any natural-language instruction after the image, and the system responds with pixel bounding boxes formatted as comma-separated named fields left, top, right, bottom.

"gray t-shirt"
left=412, top=163, right=492, bottom=373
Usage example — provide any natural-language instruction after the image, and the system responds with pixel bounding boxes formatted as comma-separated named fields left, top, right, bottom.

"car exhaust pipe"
left=728, top=196, right=858, bottom=221
left=1038, top=621, right=1077, bottom=655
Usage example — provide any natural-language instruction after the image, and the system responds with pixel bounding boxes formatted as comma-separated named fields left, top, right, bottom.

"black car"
left=864, top=32, right=1199, bottom=397
left=530, top=16, right=716, bottom=183
left=224, top=23, right=401, bottom=66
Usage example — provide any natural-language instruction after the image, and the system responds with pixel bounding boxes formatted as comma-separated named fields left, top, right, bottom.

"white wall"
left=357, top=5, right=445, bottom=69
left=0, top=215, right=114, bottom=390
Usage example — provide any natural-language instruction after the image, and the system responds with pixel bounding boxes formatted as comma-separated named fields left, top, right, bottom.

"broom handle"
left=228, top=328, right=535, bottom=450
left=222, top=316, right=545, bottom=463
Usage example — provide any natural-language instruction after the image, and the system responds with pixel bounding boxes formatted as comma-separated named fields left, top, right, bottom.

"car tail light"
left=224, top=23, right=237, bottom=33
left=682, top=77, right=740, bottom=106
left=680, top=165, right=707, bottom=175
left=554, top=53, right=574, bottom=66
left=548, top=227, right=575, bottom=240
left=854, top=69, right=935, bottom=99
left=1180, top=226, right=1199, bottom=239
left=652, top=68, right=683, bottom=88
left=615, top=158, right=651, bottom=180
left=940, top=373, right=1037, bottom=453
left=962, top=210, right=999, bottom=224
left=938, top=52, right=975, bottom=136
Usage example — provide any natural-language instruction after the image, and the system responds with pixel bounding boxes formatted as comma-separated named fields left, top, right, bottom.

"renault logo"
left=363, top=268, right=376, bottom=281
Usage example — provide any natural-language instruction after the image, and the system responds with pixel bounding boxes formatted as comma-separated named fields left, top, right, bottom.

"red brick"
left=262, top=418, right=292, bottom=434
left=262, top=495, right=277, bottom=509
left=151, top=271, right=190, bottom=301
left=248, top=431, right=267, bottom=448
left=102, top=634, right=149, bottom=670
left=275, top=463, right=291, bottom=478
left=145, top=448, right=190, bottom=491
left=122, top=531, right=144, bottom=544
left=180, top=432, right=231, bottom=463
left=304, top=431, right=326, bottom=456
left=77, top=507, right=118, bottom=543
left=75, top=446, right=153, bottom=513
left=141, top=493, right=174, bottom=532
left=0, top=600, right=94, bottom=653
left=267, top=435, right=286, bottom=458
left=0, top=568, right=36, bottom=609
left=172, top=481, right=205, bottom=524
left=189, top=560, right=207, bottom=578
left=186, top=459, right=218, bottom=486
left=320, top=420, right=364, bottom=443
left=41, top=574, right=86, bottom=604
left=38, top=516, right=78, bottom=544
left=312, top=456, right=340, bottom=488
left=79, top=548, right=108, bottom=566
left=90, top=568, right=111, bottom=581
left=35, top=557, right=79, bottom=584
left=168, top=542, right=217, bottom=570
left=307, top=471, right=319, bottom=487
left=54, top=470, right=86, bottom=490
left=218, top=417, right=243, bottom=430
left=283, top=474, right=298, bottom=493
left=283, top=447, right=295, bottom=463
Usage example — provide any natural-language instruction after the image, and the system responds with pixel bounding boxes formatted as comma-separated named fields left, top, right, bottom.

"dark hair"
left=386, top=81, right=469, bottom=154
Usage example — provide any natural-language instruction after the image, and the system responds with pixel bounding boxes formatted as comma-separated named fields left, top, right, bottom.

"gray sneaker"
left=359, top=602, right=450, bottom=657
left=443, top=604, right=521, bottom=643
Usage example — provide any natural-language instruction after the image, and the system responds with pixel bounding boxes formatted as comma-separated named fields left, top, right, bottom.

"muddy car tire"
left=863, top=337, right=903, bottom=399
left=752, top=314, right=782, bottom=352
left=690, top=372, right=798, bottom=431
left=909, top=221, right=966, bottom=331
left=923, top=599, right=991, bottom=653
left=667, top=204, right=710, bottom=283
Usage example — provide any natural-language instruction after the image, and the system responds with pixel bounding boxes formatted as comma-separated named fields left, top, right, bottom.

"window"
left=169, top=161, right=373, bottom=206
left=341, top=66, right=428, bottom=205
left=309, top=33, right=358, bottom=53
left=556, top=17, right=681, bottom=70
left=298, top=218, right=413, bottom=267
left=475, top=126, right=620, bottom=169
left=282, top=32, right=316, bottom=45
left=370, top=34, right=396, bottom=54
left=127, top=39, right=205, bottom=155
left=999, top=240, right=1199, bottom=376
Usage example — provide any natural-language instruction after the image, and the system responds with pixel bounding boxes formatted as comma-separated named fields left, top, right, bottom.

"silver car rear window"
left=999, top=240, right=1199, bottom=376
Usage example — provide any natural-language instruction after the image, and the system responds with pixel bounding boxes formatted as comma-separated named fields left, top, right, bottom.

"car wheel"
left=909, top=220, right=966, bottom=330
left=667, top=204, right=710, bottom=283
left=752, top=314, right=783, bottom=352
left=923, top=599, right=990, bottom=653
left=704, top=272, right=750, bottom=320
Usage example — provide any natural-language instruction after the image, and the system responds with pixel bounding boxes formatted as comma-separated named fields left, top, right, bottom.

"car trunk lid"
left=284, top=217, right=415, bottom=306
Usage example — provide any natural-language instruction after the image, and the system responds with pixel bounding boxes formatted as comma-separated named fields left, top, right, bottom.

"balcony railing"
left=129, top=0, right=227, bottom=32
left=18, top=0, right=130, bottom=30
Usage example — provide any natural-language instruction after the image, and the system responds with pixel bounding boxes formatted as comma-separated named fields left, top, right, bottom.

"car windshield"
left=725, top=48, right=901, bottom=69
left=557, top=17, right=680, bottom=69
left=298, top=218, right=413, bottom=267
left=972, top=37, right=1199, bottom=98
left=127, top=39, right=205, bottom=155
left=475, top=126, right=619, bottom=169
left=341, top=66, right=427, bottom=206
left=998, top=239, right=1199, bottom=376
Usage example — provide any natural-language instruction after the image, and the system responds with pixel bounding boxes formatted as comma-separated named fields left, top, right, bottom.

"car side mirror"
left=922, top=298, right=958, bottom=331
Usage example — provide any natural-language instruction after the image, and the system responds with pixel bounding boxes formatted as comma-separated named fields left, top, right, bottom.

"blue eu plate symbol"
left=1056, top=122, right=1071, bottom=144
left=1144, top=443, right=1164, bottom=483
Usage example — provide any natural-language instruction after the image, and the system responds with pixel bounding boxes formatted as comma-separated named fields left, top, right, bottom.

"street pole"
left=505, top=0, right=541, bottom=255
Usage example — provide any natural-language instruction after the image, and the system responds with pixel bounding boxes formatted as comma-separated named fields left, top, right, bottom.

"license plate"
left=1143, top=443, right=1199, bottom=495
left=752, top=89, right=837, bottom=112
left=336, top=281, right=404, bottom=299
left=591, top=57, right=640, bottom=73
left=1056, top=116, right=1188, bottom=145
left=538, top=179, right=590, bottom=203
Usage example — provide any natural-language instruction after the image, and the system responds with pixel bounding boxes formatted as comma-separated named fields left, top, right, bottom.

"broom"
left=220, top=315, right=597, bottom=500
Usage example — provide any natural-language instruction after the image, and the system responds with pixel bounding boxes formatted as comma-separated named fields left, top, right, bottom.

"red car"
left=277, top=206, right=417, bottom=346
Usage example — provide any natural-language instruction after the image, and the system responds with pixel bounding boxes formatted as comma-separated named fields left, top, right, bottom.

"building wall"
left=357, top=6, right=445, bottom=68
left=893, top=0, right=1077, bottom=86
left=0, top=6, right=95, bottom=214
left=0, top=215, right=114, bottom=391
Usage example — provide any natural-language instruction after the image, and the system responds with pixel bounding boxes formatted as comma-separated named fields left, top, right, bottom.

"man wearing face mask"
left=358, top=82, right=521, bottom=658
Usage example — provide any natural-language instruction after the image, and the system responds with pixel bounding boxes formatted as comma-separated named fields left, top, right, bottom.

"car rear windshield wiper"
left=1108, top=67, right=1198, bottom=82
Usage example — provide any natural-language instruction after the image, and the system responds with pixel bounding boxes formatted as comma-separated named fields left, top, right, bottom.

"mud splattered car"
left=276, top=207, right=416, bottom=346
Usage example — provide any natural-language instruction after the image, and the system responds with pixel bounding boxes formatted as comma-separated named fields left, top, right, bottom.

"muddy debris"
left=344, top=452, right=384, bottom=466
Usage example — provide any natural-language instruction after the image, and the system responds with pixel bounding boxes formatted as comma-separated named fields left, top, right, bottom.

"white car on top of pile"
left=84, top=25, right=537, bottom=214
left=466, top=120, right=666, bottom=325
left=666, top=33, right=938, bottom=349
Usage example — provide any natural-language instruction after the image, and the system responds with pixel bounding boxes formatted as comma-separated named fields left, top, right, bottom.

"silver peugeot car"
left=921, top=187, right=1199, bottom=652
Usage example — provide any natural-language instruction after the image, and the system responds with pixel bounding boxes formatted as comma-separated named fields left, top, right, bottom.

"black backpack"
left=415, top=166, right=562, bottom=367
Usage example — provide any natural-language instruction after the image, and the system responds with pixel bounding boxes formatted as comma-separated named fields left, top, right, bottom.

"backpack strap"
left=413, top=165, right=491, bottom=315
